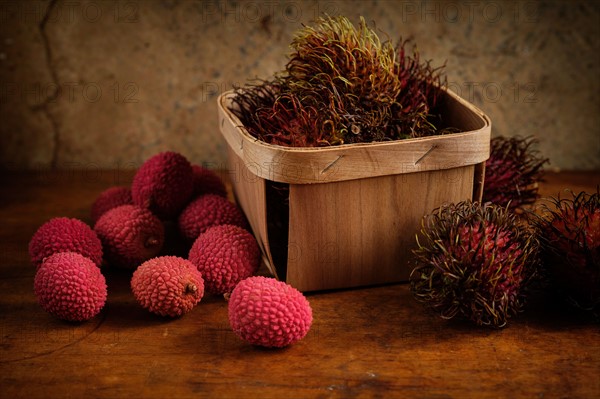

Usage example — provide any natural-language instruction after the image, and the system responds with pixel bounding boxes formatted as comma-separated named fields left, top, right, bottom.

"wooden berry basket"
left=218, top=88, right=491, bottom=292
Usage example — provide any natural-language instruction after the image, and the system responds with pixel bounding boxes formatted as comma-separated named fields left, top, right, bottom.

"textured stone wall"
left=1, top=0, right=598, bottom=171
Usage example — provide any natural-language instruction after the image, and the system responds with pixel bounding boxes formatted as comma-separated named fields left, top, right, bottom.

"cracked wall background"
left=0, top=0, right=598, bottom=171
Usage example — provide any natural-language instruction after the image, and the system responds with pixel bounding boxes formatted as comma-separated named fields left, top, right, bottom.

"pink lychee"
left=131, top=256, right=204, bottom=317
left=94, top=205, right=164, bottom=269
left=192, top=165, right=227, bottom=198
left=132, top=151, right=194, bottom=219
left=228, top=276, right=313, bottom=348
left=178, top=194, right=247, bottom=242
left=34, top=252, right=107, bottom=322
left=188, top=224, right=260, bottom=294
left=29, top=217, right=103, bottom=268
left=91, top=186, right=133, bottom=223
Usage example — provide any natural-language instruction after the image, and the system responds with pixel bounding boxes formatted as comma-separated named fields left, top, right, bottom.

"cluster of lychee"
left=411, top=136, right=599, bottom=327
left=29, top=152, right=312, bottom=348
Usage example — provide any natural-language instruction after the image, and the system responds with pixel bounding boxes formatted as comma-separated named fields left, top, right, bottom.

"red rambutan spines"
left=231, top=15, right=449, bottom=147
left=533, top=189, right=600, bottom=311
left=483, top=136, right=549, bottom=211
left=410, top=201, right=539, bottom=328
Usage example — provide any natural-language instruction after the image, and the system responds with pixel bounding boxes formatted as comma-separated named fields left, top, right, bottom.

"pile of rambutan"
left=231, top=15, right=451, bottom=147
left=410, top=134, right=599, bottom=326
left=29, top=150, right=312, bottom=348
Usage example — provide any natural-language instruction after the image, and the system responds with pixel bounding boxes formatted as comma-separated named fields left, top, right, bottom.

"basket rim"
left=218, top=88, right=491, bottom=184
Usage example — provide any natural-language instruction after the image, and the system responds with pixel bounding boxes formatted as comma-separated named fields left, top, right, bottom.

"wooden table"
left=1, top=170, right=599, bottom=399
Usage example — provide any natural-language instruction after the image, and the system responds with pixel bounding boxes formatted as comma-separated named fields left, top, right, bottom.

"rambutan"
left=231, top=15, right=447, bottom=147
left=483, top=136, right=548, bottom=211
left=410, top=201, right=539, bottom=328
left=534, top=190, right=600, bottom=311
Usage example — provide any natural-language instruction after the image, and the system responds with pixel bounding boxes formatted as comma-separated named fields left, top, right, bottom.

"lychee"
left=228, top=276, right=312, bottom=348
left=192, top=165, right=227, bottom=198
left=188, top=224, right=260, bottom=294
left=483, top=136, right=548, bottom=212
left=131, top=256, right=204, bottom=317
left=94, top=205, right=164, bottom=269
left=178, top=194, right=247, bottom=242
left=535, top=190, right=600, bottom=311
left=34, top=252, right=107, bottom=322
left=410, top=201, right=539, bottom=328
left=131, top=151, right=194, bottom=219
left=29, top=217, right=103, bottom=268
left=91, top=186, right=133, bottom=223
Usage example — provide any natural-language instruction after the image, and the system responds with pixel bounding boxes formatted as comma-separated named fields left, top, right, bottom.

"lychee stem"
left=145, top=236, right=159, bottom=248
left=185, top=283, right=197, bottom=295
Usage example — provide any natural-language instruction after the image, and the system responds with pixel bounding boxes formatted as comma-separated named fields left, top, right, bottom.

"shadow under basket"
left=218, top=89, right=491, bottom=292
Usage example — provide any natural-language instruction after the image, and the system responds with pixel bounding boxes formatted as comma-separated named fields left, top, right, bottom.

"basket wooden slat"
left=286, top=166, right=476, bottom=291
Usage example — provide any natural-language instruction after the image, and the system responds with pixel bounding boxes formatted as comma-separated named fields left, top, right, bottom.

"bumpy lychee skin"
left=188, top=224, right=260, bottom=294
left=178, top=194, right=247, bottom=242
left=131, top=256, right=204, bottom=317
left=91, top=186, right=133, bottom=223
left=228, top=276, right=312, bottom=348
left=34, top=252, right=107, bottom=322
left=132, top=151, right=194, bottom=219
left=94, top=205, right=164, bottom=269
left=192, top=165, right=227, bottom=198
left=29, top=217, right=103, bottom=268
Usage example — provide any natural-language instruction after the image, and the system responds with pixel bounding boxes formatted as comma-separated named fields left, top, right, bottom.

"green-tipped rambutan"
left=534, top=190, right=600, bottom=311
left=483, top=136, right=548, bottom=211
left=231, top=15, right=449, bottom=147
left=410, top=201, right=539, bottom=328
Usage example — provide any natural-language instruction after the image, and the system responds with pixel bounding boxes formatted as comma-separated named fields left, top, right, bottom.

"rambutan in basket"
left=218, top=88, right=491, bottom=292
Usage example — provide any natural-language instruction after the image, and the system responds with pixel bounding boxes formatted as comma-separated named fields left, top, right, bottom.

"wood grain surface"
left=286, top=166, right=475, bottom=291
left=0, top=170, right=599, bottom=399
